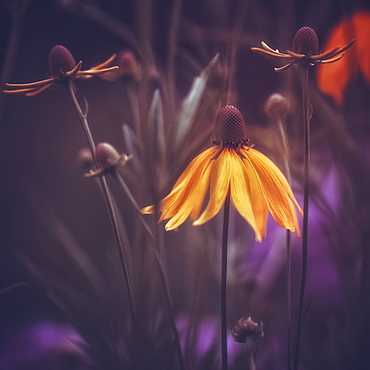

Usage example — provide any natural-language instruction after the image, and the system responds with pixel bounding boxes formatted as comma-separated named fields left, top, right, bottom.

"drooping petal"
left=140, top=147, right=216, bottom=215
left=190, top=160, right=213, bottom=220
left=315, top=12, right=368, bottom=105
left=5, top=78, right=54, bottom=88
left=163, top=158, right=214, bottom=230
left=141, top=147, right=218, bottom=230
left=158, top=147, right=218, bottom=221
left=242, top=148, right=302, bottom=235
left=240, top=151, right=269, bottom=238
left=169, top=147, right=218, bottom=193
left=165, top=159, right=213, bottom=231
left=228, top=151, right=264, bottom=241
left=193, top=149, right=231, bottom=226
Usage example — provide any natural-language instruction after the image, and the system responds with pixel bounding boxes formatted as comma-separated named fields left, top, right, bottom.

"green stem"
left=221, top=191, right=231, bottom=370
left=293, top=65, right=310, bottom=370
left=65, top=81, right=136, bottom=321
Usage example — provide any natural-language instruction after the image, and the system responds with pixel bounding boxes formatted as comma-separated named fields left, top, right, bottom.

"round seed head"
left=292, top=27, right=319, bottom=56
left=96, top=142, right=120, bottom=167
left=264, top=93, right=290, bottom=117
left=48, top=45, right=77, bottom=79
left=214, top=105, right=247, bottom=146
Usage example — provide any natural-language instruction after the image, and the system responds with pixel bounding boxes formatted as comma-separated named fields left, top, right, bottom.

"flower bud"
left=76, top=147, right=94, bottom=171
left=292, top=27, right=319, bottom=56
left=214, top=105, right=247, bottom=148
left=264, top=93, right=290, bottom=117
left=95, top=142, right=121, bottom=167
left=48, top=45, right=77, bottom=79
left=231, top=317, right=264, bottom=343
left=100, top=50, right=141, bottom=82
left=84, top=142, right=133, bottom=178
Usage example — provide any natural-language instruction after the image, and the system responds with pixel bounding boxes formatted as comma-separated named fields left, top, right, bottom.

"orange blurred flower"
left=317, top=11, right=370, bottom=105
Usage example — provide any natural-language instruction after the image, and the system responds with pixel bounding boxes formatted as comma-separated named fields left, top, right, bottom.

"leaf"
left=122, top=123, right=142, bottom=171
left=148, top=89, right=166, bottom=163
left=174, top=53, right=219, bottom=148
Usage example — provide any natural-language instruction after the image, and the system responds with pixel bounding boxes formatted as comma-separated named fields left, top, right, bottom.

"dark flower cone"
left=215, top=105, right=247, bottom=146
left=292, top=27, right=319, bottom=56
left=48, top=45, right=76, bottom=79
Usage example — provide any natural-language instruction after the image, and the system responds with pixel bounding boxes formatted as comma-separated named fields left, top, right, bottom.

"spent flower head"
left=141, top=105, right=303, bottom=241
left=3, top=45, right=118, bottom=96
left=231, top=317, right=264, bottom=343
left=251, top=26, right=354, bottom=72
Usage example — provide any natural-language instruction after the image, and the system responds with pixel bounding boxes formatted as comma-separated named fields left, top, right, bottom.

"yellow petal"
left=242, top=148, right=302, bottom=235
left=141, top=204, right=155, bottom=214
left=140, top=147, right=217, bottom=220
left=193, top=149, right=231, bottom=226
left=229, top=152, right=267, bottom=241
left=190, top=160, right=212, bottom=219
left=164, top=157, right=213, bottom=230
left=171, top=147, right=218, bottom=192
left=159, top=147, right=217, bottom=222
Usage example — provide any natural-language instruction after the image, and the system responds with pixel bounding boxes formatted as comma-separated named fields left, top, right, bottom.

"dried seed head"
left=292, top=27, right=319, bottom=56
left=264, top=93, right=290, bottom=117
left=48, top=45, right=76, bottom=79
left=231, top=317, right=264, bottom=343
left=214, top=105, right=247, bottom=148
left=96, top=142, right=121, bottom=167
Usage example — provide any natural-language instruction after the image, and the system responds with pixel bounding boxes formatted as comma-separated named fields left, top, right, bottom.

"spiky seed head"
left=264, top=93, right=290, bottom=117
left=96, top=142, right=120, bottom=167
left=231, top=317, right=264, bottom=343
left=48, top=45, right=76, bottom=79
left=292, top=27, right=319, bottom=56
left=214, top=105, right=247, bottom=147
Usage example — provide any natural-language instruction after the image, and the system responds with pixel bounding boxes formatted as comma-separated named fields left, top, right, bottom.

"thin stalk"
left=293, top=65, right=310, bottom=370
left=275, top=114, right=293, bottom=369
left=64, top=81, right=136, bottom=321
left=286, top=230, right=292, bottom=370
left=166, top=0, right=182, bottom=113
left=246, top=338, right=256, bottom=370
left=0, top=0, right=30, bottom=119
left=221, top=191, right=231, bottom=370
left=112, top=170, right=185, bottom=370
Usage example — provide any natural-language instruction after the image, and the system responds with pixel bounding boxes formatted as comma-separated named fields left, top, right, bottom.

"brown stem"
left=65, top=81, right=136, bottom=322
left=221, top=190, right=231, bottom=370
left=293, top=65, right=310, bottom=370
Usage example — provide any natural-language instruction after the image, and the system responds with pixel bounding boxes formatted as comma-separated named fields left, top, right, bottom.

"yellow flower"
left=141, top=105, right=303, bottom=241
left=251, top=26, right=354, bottom=72
left=3, top=45, right=118, bottom=96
